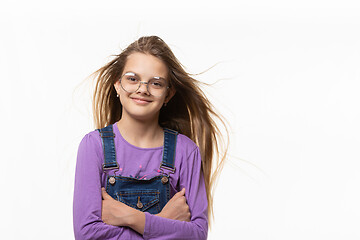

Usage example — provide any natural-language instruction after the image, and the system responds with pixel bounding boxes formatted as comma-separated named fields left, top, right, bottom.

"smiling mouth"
left=131, top=98, right=152, bottom=104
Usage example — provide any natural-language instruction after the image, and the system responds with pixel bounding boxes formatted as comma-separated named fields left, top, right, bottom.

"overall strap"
left=97, top=124, right=119, bottom=171
left=160, top=128, right=178, bottom=173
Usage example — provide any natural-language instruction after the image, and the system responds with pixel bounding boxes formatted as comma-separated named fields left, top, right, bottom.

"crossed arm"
left=73, top=134, right=208, bottom=240
left=101, top=187, right=191, bottom=234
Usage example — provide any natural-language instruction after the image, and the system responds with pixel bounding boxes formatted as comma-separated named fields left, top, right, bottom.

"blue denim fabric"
left=97, top=124, right=177, bottom=214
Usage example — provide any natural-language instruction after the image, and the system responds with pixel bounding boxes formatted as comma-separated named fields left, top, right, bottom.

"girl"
left=73, top=36, right=227, bottom=239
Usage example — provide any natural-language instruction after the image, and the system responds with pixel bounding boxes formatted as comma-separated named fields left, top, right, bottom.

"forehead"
left=123, top=52, right=168, bottom=77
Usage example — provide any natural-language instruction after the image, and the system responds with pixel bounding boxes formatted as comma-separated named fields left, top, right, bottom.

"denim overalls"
left=97, top=124, right=178, bottom=214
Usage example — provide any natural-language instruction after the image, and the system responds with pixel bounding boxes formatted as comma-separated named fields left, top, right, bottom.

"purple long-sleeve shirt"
left=73, top=122, right=208, bottom=240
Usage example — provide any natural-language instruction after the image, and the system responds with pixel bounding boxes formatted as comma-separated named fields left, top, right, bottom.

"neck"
left=116, top=113, right=163, bottom=148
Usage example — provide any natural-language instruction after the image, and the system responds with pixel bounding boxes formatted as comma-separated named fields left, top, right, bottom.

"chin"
left=126, top=109, right=160, bottom=122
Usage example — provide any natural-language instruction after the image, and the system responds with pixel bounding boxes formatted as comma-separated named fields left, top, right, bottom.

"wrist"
left=112, top=205, right=138, bottom=227
left=127, top=211, right=146, bottom=235
left=155, top=211, right=166, bottom=219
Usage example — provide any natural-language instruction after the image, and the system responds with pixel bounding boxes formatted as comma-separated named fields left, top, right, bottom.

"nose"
left=136, top=81, right=150, bottom=94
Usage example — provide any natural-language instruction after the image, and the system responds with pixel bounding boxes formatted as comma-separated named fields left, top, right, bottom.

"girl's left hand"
left=101, top=187, right=137, bottom=226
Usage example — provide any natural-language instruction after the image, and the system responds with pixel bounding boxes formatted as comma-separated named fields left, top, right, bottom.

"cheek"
left=119, top=94, right=127, bottom=104
left=118, top=91, right=129, bottom=106
left=156, top=97, right=166, bottom=106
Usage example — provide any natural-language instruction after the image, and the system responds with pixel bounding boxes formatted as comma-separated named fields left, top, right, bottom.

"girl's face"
left=114, top=52, right=175, bottom=122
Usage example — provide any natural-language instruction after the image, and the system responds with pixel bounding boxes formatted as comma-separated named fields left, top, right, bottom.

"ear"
left=164, top=87, right=176, bottom=104
left=114, top=81, right=120, bottom=93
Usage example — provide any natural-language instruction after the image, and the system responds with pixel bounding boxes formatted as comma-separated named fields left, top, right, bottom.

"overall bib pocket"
left=106, top=175, right=170, bottom=214
left=116, top=190, right=161, bottom=213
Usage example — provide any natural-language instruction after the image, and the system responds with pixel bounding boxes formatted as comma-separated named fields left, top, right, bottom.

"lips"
left=131, top=97, right=152, bottom=104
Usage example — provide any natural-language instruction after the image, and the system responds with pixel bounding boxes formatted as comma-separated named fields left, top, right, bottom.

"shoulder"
left=80, top=129, right=102, bottom=145
left=77, top=129, right=103, bottom=159
left=175, top=133, right=202, bottom=174
left=175, top=133, right=199, bottom=156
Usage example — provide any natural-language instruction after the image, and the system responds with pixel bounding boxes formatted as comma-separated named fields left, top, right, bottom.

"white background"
left=1, top=0, right=360, bottom=239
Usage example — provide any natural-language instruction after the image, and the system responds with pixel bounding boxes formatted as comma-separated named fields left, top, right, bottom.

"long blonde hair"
left=91, top=36, right=228, bottom=223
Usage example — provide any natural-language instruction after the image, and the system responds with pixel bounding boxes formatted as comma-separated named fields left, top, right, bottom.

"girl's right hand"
left=156, top=188, right=191, bottom=222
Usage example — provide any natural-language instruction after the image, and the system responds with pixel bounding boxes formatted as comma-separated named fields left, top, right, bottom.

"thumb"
left=101, top=187, right=112, bottom=200
left=176, top=188, right=186, bottom=197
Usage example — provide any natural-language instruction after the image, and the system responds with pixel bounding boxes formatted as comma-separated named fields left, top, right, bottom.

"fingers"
left=101, top=187, right=112, bottom=200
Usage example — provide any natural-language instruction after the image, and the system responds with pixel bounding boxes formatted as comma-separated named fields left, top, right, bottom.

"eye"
left=151, top=77, right=167, bottom=88
left=152, top=81, right=163, bottom=87
left=128, top=76, right=137, bottom=82
left=150, top=79, right=166, bottom=88
left=123, top=73, right=139, bottom=83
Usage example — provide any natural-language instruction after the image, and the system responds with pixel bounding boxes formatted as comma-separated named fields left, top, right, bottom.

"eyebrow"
left=124, top=71, right=167, bottom=80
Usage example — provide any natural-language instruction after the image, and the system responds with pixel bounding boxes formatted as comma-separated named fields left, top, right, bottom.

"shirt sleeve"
left=143, top=147, right=208, bottom=240
left=73, top=133, right=144, bottom=240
